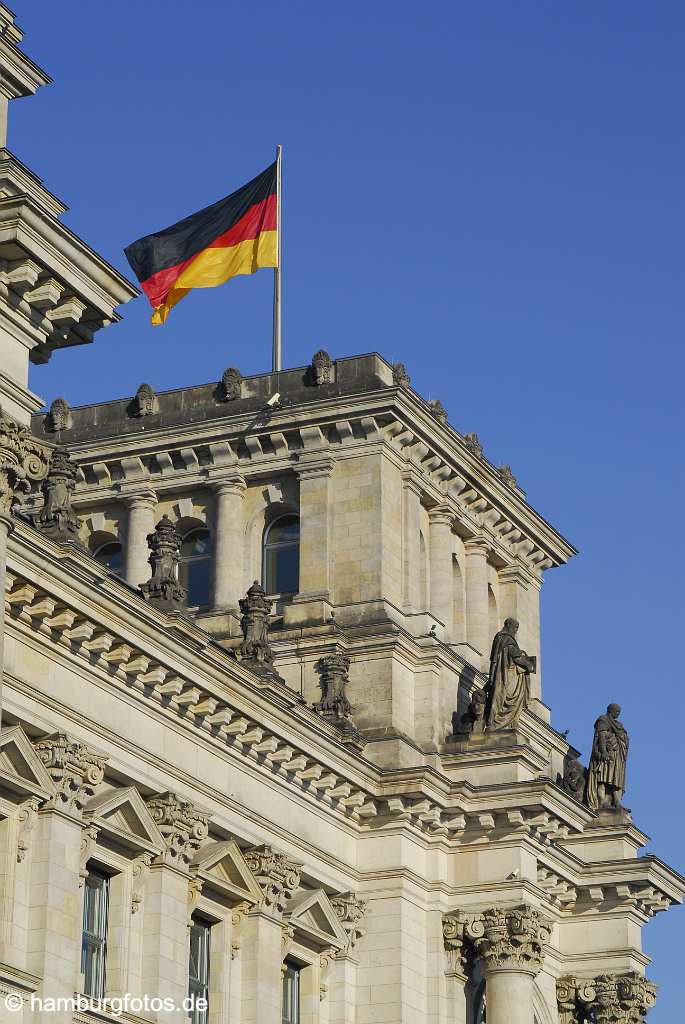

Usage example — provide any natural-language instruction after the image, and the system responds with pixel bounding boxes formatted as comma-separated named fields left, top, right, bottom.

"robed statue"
left=485, top=618, right=536, bottom=730
left=585, top=703, right=629, bottom=812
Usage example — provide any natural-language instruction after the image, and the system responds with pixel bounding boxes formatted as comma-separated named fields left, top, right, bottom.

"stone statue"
left=497, top=464, right=518, bottom=489
left=46, top=397, right=72, bottom=433
left=32, top=445, right=82, bottom=545
left=131, top=383, right=158, bottom=417
left=220, top=366, right=242, bottom=401
left=140, top=516, right=187, bottom=612
left=313, top=651, right=362, bottom=744
left=391, top=362, right=410, bottom=387
left=237, top=581, right=273, bottom=663
left=485, top=618, right=536, bottom=731
left=455, top=688, right=487, bottom=737
left=560, top=756, right=587, bottom=803
left=463, top=432, right=484, bottom=458
left=310, top=349, right=333, bottom=386
left=585, top=704, right=629, bottom=812
left=427, top=399, right=448, bottom=425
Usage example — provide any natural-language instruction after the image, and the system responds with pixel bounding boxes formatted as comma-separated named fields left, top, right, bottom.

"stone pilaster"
left=287, top=455, right=334, bottom=625
left=124, top=488, right=157, bottom=588
left=556, top=974, right=657, bottom=1024
left=464, top=537, right=490, bottom=668
left=428, top=504, right=454, bottom=637
left=401, top=470, right=423, bottom=612
left=211, top=475, right=246, bottom=610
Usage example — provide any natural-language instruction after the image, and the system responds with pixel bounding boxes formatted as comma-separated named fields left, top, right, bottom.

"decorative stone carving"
left=220, top=366, right=243, bottom=401
left=131, top=852, right=154, bottom=914
left=46, top=397, right=72, bottom=432
left=236, top=580, right=273, bottom=663
left=32, top=731, right=107, bottom=813
left=16, top=797, right=40, bottom=864
left=497, top=464, right=518, bottom=489
left=243, top=843, right=301, bottom=913
left=187, top=877, right=204, bottom=924
left=313, top=652, right=361, bottom=742
left=0, top=405, right=50, bottom=513
left=442, top=914, right=469, bottom=976
left=391, top=361, right=410, bottom=387
left=585, top=704, right=629, bottom=813
left=427, top=398, right=448, bottom=425
left=30, top=445, right=82, bottom=545
left=556, top=973, right=657, bottom=1024
left=560, top=756, right=587, bottom=803
left=145, top=791, right=210, bottom=867
left=453, top=688, right=487, bottom=738
left=331, top=892, right=368, bottom=954
left=463, top=432, right=484, bottom=458
left=131, top=383, right=159, bottom=417
left=310, top=349, right=334, bottom=386
left=461, top=905, right=552, bottom=975
left=485, top=618, right=536, bottom=731
left=79, top=823, right=100, bottom=887
left=140, top=515, right=187, bottom=612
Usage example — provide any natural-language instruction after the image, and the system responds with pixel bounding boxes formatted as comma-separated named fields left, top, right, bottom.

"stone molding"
left=243, top=843, right=301, bottom=913
left=145, top=791, right=210, bottom=868
left=556, top=973, right=657, bottom=1024
left=32, top=731, right=106, bottom=814
left=444, top=905, right=552, bottom=977
left=210, top=475, right=246, bottom=497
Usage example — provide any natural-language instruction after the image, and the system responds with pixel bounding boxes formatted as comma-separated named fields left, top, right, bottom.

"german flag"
left=124, top=161, right=278, bottom=324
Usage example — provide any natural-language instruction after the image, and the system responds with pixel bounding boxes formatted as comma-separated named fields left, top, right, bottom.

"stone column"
left=428, top=505, right=454, bottom=637
left=460, top=906, right=551, bottom=1024
left=401, top=471, right=423, bottom=613
left=286, top=456, right=334, bottom=626
left=124, top=489, right=157, bottom=588
left=211, top=476, right=246, bottom=610
left=464, top=538, right=490, bottom=668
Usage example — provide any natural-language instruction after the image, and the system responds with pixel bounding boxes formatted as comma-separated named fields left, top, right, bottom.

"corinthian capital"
left=243, top=843, right=301, bottom=914
left=462, top=905, right=552, bottom=975
left=331, top=892, right=368, bottom=953
left=145, top=792, right=210, bottom=867
left=556, top=973, right=657, bottom=1024
left=0, top=405, right=50, bottom=514
left=32, top=732, right=106, bottom=813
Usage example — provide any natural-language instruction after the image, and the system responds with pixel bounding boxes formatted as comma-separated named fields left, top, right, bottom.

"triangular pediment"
left=84, top=787, right=164, bottom=856
left=191, top=840, right=263, bottom=905
left=284, top=889, right=347, bottom=951
left=0, top=726, right=55, bottom=804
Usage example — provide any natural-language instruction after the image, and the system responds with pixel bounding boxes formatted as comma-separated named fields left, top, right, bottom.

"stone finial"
left=427, top=399, right=448, bottom=425
left=131, top=383, right=159, bottom=417
left=314, top=651, right=363, bottom=744
left=585, top=704, right=629, bottom=814
left=463, top=432, right=484, bottom=458
left=140, top=515, right=187, bottom=612
left=310, top=349, right=334, bottom=386
left=32, top=731, right=107, bottom=813
left=0, top=405, right=50, bottom=513
left=391, top=361, right=411, bottom=387
left=557, top=974, right=657, bottom=1024
left=497, top=464, right=518, bottom=489
left=31, top=445, right=82, bottom=545
left=220, top=366, right=243, bottom=401
left=237, top=581, right=273, bottom=663
left=145, top=792, right=210, bottom=867
left=46, top=397, right=72, bottom=433
left=331, top=892, right=368, bottom=954
left=460, top=905, right=552, bottom=975
left=243, top=843, right=301, bottom=913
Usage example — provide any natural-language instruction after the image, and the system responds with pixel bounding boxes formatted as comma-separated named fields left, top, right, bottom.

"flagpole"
left=272, top=144, right=282, bottom=372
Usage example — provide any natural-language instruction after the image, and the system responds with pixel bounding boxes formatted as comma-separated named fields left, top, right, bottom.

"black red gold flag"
left=124, top=161, right=277, bottom=324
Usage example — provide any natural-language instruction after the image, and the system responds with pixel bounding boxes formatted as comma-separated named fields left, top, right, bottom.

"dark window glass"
left=179, top=528, right=212, bottom=607
left=81, top=867, right=109, bottom=999
left=188, top=918, right=211, bottom=1024
left=263, top=515, right=299, bottom=595
left=282, top=960, right=301, bottom=1024
left=475, top=981, right=486, bottom=1024
left=93, top=541, right=123, bottom=577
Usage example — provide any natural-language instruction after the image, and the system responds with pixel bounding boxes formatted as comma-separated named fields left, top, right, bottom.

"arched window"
left=179, top=528, right=212, bottom=608
left=93, top=539, right=123, bottom=577
left=263, top=515, right=299, bottom=595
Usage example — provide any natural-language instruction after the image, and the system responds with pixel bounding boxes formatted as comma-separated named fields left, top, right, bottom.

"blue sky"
left=14, top=2, right=685, bottom=1014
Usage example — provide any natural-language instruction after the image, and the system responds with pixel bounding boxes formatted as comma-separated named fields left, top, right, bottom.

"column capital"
left=460, top=905, right=552, bottom=976
left=32, top=731, right=107, bottom=816
left=210, top=474, right=246, bottom=496
left=122, top=486, right=158, bottom=510
left=464, top=535, right=490, bottom=556
left=294, top=454, right=335, bottom=481
left=400, top=467, right=424, bottom=498
left=145, top=791, right=210, bottom=870
left=243, top=843, right=302, bottom=915
left=557, top=973, right=657, bottom=1024
left=427, top=502, right=455, bottom=527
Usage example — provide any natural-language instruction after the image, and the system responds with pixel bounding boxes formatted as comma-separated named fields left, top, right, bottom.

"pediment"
left=284, top=889, right=347, bottom=951
left=191, top=840, right=263, bottom=905
left=0, top=726, right=55, bottom=804
left=84, top=787, right=164, bottom=856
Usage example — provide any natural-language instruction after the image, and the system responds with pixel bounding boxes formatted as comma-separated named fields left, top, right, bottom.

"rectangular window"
left=282, top=960, right=301, bottom=1024
left=188, top=918, right=211, bottom=1024
left=81, top=867, right=109, bottom=1000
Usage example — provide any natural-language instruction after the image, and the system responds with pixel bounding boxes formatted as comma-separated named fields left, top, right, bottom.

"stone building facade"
left=0, top=8, right=682, bottom=1024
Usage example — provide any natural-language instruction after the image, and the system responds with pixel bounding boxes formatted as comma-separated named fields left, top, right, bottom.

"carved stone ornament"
left=140, top=515, right=187, bottom=612
left=556, top=973, right=657, bottom=1024
left=243, top=843, right=301, bottom=913
left=458, top=905, right=552, bottom=976
left=453, top=688, right=487, bottom=738
left=0, top=405, right=50, bottom=514
left=427, top=398, right=449, bottom=425
left=220, top=366, right=243, bottom=401
left=560, top=756, right=587, bottom=804
left=46, top=396, right=72, bottom=432
left=32, top=731, right=107, bottom=813
left=331, top=892, right=368, bottom=954
left=16, top=798, right=40, bottom=864
left=313, top=652, right=360, bottom=742
left=30, top=445, right=82, bottom=545
left=145, top=792, right=210, bottom=867
left=131, top=383, right=159, bottom=417
left=442, top=914, right=469, bottom=976
left=79, top=823, right=100, bottom=887
left=497, top=464, right=518, bottom=489
left=310, top=349, right=334, bottom=386
left=236, top=580, right=274, bottom=664
left=463, top=432, right=484, bottom=458
left=391, top=361, right=411, bottom=387
left=131, top=853, right=154, bottom=914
